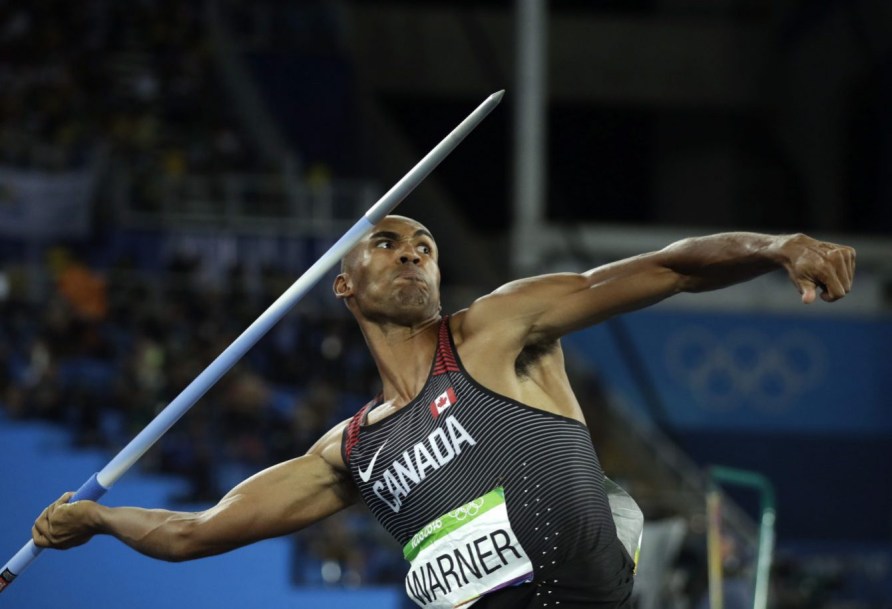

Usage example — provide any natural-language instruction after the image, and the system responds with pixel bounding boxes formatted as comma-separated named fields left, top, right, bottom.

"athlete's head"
left=334, top=215, right=442, bottom=325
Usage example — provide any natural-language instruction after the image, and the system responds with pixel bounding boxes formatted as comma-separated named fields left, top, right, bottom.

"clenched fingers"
left=819, top=264, right=847, bottom=302
left=824, top=244, right=856, bottom=301
left=788, top=238, right=856, bottom=304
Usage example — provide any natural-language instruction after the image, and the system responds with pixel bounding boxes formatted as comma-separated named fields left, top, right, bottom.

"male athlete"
left=33, top=215, right=855, bottom=608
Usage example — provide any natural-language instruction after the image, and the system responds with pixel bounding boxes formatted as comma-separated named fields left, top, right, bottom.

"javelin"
left=0, top=89, right=505, bottom=593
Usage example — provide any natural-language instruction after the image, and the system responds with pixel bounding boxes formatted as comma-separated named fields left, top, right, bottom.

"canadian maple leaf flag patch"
left=429, top=387, right=457, bottom=418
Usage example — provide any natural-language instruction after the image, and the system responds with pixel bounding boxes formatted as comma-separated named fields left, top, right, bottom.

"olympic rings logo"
left=664, top=326, right=828, bottom=412
left=449, top=498, right=485, bottom=521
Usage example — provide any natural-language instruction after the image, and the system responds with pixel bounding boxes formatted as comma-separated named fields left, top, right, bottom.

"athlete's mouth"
left=395, top=269, right=425, bottom=282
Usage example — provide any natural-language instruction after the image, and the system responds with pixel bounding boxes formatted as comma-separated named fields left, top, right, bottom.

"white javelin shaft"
left=0, top=89, right=504, bottom=592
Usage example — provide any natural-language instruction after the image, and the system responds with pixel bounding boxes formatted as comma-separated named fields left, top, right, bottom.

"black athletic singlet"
left=342, top=317, right=633, bottom=608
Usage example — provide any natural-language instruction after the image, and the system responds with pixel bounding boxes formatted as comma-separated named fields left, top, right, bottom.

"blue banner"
left=564, top=310, right=892, bottom=434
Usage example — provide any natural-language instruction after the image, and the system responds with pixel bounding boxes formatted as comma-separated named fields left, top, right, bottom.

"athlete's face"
left=335, top=216, right=442, bottom=324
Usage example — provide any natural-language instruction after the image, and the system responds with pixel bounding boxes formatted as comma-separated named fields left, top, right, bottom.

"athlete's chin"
left=393, top=303, right=439, bottom=325
left=386, top=295, right=440, bottom=325
left=358, top=285, right=440, bottom=325
left=359, top=300, right=434, bottom=326
left=393, top=286, right=435, bottom=309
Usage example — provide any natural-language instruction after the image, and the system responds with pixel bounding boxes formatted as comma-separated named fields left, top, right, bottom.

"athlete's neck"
left=359, top=314, right=442, bottom=407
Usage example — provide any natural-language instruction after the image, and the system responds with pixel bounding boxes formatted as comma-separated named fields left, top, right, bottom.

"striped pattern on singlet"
left=342, top=317, right=617, bottom=576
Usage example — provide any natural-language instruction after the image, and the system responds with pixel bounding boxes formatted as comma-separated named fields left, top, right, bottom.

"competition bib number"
left=403, top=487, right=533, bottom=609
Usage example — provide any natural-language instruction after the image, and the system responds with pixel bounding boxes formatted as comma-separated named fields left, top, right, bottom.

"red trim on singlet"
left=343, top=399, right=376, bottom=465
left=432, top=316, right=460, bottom=376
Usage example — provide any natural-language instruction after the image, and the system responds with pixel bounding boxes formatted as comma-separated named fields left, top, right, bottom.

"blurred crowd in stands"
left=1, top=0, right=256, bottom=185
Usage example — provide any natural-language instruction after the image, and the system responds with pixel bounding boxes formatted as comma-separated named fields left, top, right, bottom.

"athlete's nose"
left=397, top=243, right=420, bottom=264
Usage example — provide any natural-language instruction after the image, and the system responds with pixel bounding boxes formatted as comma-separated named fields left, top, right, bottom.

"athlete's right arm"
left=32, top=420, right=357, bottom=562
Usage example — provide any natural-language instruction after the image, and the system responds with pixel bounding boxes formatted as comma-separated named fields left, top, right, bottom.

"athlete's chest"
left=352, top=376, right=479, bottom=508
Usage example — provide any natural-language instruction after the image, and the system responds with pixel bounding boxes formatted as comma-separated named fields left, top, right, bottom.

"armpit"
left=514, top=338, right=558, bottom=378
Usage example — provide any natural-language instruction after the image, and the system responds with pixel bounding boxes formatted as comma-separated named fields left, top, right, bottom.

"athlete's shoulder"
left=449, top=291, right=528, bottom=347
left=448, top=296, right=504, bottom=340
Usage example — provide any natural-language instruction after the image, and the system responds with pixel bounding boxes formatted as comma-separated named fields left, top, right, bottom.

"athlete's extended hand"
left=32, top=492, right=98, bottom=550
left=778, top=234, right=856, bottom=304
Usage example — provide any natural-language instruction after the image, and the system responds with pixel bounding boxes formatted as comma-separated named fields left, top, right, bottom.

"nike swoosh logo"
left=358, top=442, right=387, bottom=483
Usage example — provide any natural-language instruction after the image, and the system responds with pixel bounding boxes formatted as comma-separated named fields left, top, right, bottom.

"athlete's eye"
left=376, top=240, right=394, bottom=249
left=418, top=243, right=432, bottom=255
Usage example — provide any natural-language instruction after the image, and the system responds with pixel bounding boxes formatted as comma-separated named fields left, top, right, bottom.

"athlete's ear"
left=333, top=273, right=353, bottom=299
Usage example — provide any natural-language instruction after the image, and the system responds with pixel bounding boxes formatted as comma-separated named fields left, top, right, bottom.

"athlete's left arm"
left=469, top=232, right=855, bottom=344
